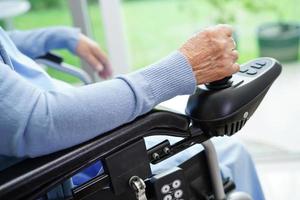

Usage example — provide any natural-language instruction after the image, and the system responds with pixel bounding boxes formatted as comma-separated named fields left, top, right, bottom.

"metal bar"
left=35, top=59, right=93, bottom=85
left=68, top=0, right=96, bottom=81
left=202, top=140, right=226, bottom=200
left=98, top=0, right=130, bottom=75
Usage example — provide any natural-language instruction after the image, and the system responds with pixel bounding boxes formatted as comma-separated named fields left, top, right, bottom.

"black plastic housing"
left=186, top=57, right=282, bottom=137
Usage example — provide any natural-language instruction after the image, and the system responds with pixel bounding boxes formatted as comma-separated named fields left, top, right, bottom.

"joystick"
left=186, top=57, right=282, bottom=137
left=205, top=76, right=233, bottom=90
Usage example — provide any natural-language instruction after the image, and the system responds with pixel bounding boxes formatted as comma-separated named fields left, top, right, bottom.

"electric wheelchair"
left=0, top=54, right=282, bottom=200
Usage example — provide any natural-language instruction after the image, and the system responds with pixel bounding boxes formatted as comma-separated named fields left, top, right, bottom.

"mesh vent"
left=230, top=123, right=235, bottom=135
left=235, top=121, right=240, bottom=132
left=225, top=119, right=248, bottom=136
left=224, top=124, right=228, bottom=135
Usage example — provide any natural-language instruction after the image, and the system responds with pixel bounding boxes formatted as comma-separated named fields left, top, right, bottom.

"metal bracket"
left=129, top=176, right=147, bottom=200
left=148, top=131, right=209, bottom=164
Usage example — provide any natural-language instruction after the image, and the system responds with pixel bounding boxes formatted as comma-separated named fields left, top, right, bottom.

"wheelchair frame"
left=0, top=54, right=250, bottom=200
left=0, top=110, right=236, bottom=200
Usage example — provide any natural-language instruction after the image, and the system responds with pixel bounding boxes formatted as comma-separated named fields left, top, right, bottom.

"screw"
left=163, top=147, right=170, bottom=154
left=152, top=152, right=160, bottom=160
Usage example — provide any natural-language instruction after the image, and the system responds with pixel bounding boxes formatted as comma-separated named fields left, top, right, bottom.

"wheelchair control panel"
left=186, top=57, right=282, bottom=137
left=148, top=167, right=189, bottom=200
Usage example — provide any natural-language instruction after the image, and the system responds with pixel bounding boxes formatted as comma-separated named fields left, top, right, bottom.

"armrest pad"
left=0, top=110, right=190, bottom=199
left=36, top=52, right=63, bottom=64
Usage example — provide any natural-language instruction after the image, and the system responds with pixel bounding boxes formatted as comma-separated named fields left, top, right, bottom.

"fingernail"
left=97, top=65, right=104, bottom=72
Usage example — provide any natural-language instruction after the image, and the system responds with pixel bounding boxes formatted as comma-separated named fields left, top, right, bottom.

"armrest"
left=36, top=53, right=64, bottom=64
left=0, top=110, right=191, bottom=200
left=35, top=53, right=93, bottom=85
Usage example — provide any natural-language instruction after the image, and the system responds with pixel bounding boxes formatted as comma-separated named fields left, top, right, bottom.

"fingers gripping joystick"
left=205, top=76, right=233, bottom=90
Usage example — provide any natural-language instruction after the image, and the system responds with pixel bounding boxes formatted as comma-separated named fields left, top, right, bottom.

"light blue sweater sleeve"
left=7, top=26, right=80, bottom=58
left=0, top=51, right=196, bottom=158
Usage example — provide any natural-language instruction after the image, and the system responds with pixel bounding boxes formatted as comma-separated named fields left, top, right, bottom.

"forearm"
left=0, top=51, right=196, bottom=158
left=7, top=26, right=80, bottom=58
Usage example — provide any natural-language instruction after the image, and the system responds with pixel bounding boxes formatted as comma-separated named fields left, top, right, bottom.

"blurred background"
left=1, top=0, right=300, bottom=199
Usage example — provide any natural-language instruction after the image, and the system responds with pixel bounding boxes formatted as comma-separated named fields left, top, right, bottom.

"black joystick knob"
left=205, top=76, right=233, bottom=90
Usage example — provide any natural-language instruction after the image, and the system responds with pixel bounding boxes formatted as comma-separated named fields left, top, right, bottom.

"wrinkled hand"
left=179, top=24, right=239, bottom=85
left=76, top=34, right=112, bottom=79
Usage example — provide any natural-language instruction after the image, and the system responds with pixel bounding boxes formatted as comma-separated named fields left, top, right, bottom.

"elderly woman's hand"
left=76, top=34, right=112, bottom=79
left=179, top=24, right=239, bottom=85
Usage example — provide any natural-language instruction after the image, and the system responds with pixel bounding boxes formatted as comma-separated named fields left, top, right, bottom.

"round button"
left=243, top=112, right=249, bottom=119
left=172, top=179, right=181, bottom=188
left=163, top=194, right=173, bottom=200
left=174, top=189, right=183, bottom=198
left=161, top=184, right=170, bottom=194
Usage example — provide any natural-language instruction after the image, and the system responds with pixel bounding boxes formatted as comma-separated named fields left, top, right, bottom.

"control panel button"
left=251, top=65, right=262, bottom=69
left=174, top=189, right=183, bottom=198
left=256, top=61, right=267, bottom=66
left=172, top=180, right=181, bottom=188
left=161, top=185, right=170, bottom=194
left=239, top=68, right=248, bottom=73
left=246, top=69, right=257, bottom=75
left=163, top=194, right=172, bottom=200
